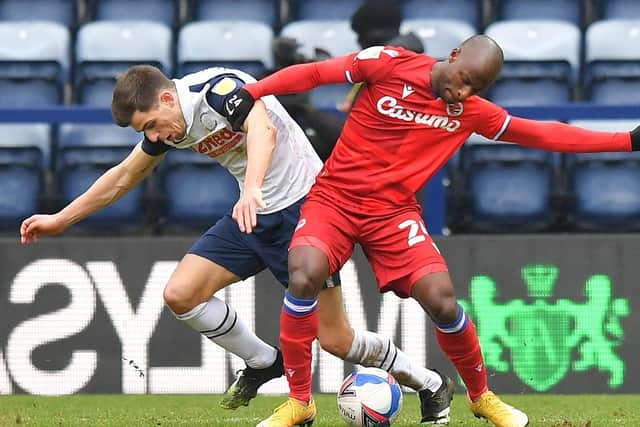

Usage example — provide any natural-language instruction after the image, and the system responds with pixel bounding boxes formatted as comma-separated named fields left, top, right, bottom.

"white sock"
left=174, top=296, right=277, bottom=369
left=345, top=329, right=442, bottom=392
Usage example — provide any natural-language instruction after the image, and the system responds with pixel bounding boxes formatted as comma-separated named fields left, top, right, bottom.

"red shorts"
left=289, top=193, right=448, bottom=298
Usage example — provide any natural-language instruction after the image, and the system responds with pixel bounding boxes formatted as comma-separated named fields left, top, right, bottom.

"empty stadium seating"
left=280, top=20, right=359, bottom=111
left=566, top=120, right=640, bottom=231
left=454, top=136, right=561, bottom=232
left=75, top=20, right=173, bottom=105
left=0, top=1, right=637, bottom=235
left=280, top=20, right=359, bottom=60
left=0, top=0, right=77, bottom=28
left=585, top=20, right=640, bottom=104
left=402, top=0, right=482, bottom=30
left=177, top=20, right=273, bottom=78
left=0, top=147, right=44, bottom=230
left=400, top=19, right=476, bottom=60
left=189, top=0, right=280, bottom=30
left=55, top=124, right=146, bottom=230
left=88, top=0, right=180, bottom=27
left=595, top=0, right=640, bottom=20
left=0, top=22, right=69, bottom=106
left=485, top=20, right=580, bottom=106
left=0, top=124, right=50, bottom=229
left=0, top=124, right=51, bottom=169
left=157, top=149, right=239, bottom=231
left=494, top=0, right=584, bottom=27
left=289, top=0, right=361, bottom=21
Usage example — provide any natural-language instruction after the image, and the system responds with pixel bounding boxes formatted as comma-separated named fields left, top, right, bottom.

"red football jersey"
left=316, top=46, right=510, bottom=211
left=244, top=45, right=632, bottom=212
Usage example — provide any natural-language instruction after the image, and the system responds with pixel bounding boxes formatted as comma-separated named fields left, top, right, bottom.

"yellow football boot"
left=468, top=391, right=529, bottom=427
left=256, top=397, right=316, bottom=427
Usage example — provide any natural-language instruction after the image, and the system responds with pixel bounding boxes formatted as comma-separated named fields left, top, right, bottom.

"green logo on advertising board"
left=459, top=265, right=630, bottom=392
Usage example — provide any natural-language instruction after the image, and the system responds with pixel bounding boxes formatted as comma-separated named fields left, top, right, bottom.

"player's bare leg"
left=317, top=286, right=453, bottom=424
left=164, top=254, right=283, bottom=410
left=411, top=271, right=528, bottom=427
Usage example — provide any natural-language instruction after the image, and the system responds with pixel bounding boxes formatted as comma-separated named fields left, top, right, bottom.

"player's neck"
left=429, top=61, right=445, bottom=98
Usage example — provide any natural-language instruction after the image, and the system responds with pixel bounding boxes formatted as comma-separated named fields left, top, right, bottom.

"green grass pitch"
left=1, top=394, right=639, bottom=426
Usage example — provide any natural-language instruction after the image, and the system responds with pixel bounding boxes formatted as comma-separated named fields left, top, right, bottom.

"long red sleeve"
left=243, top=55, right=353, bottom=98
left=501, top=116, right=632, bottom=153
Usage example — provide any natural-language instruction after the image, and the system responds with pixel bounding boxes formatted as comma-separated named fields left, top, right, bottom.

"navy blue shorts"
left=189, top=197, right=340, bottom=287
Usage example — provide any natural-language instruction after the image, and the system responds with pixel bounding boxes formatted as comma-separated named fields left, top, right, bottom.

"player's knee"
left=430, top=295, right=460, bottom=324
left=288, top=246, right=328, bottom=298
left=288, top=264, right=321, bottom=298
left=163, top=282, right=198, bottom=314
left=413, top=273, right=459, bottom=324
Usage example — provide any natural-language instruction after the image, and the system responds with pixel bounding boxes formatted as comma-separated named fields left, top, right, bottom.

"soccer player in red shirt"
left=233, top=35, right=637, bottom=427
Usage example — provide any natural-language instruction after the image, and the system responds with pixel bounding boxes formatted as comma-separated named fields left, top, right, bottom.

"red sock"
left=280, top=306, right=318, bottom=403
left=435, top=316, right=488, bottom=401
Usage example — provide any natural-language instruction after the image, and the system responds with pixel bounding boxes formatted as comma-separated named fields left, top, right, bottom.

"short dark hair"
left=111, top=64, right=174, bottom=127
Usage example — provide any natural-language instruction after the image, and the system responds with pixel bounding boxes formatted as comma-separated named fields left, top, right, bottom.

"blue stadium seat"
left=189, top=0, right=280, bottom=30
left=56, top=124, right=146, bottom=231
left=307, top=84, right=352, bottom=111
left=485, top=20, right=580, bottom=106
left=88, top=0, right=180, bottom=27
left=289, top=0, right=360, bottom=21
left=566, top=120, right=640, bottom=231
left=494, top=0, right=584, bottom=27
left=280, top=20, right=359, bottom=111
left=158, top=149, right=239, bottom=231
left=0, top=0, right=77, bottom=28
left=0, top=125, right=50, bottom=229
left=177, top=21, right=273, bottom=78
left=400, top=19, right=476, bottom=60
left=402, top=0, right=482, bottom=31
left=0, top=124, right=51, bottom=170
left=458, top=137, right=560, bottom=232
left=0, top=147, right=44, bottom=230
left=595, top=0, right=640, bottom=19
left=75, top=21, right=173, bottom=106
left=280, top=20, right=359, bottom=60
left=585, top=20, right=640, bottom=105
left=0, top=22, right=69, bottom=106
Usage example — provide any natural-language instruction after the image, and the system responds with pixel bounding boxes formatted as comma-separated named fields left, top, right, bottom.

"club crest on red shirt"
left=446, top=102, right=464, bottom=117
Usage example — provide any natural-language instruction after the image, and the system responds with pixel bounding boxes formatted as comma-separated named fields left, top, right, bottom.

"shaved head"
left=459, top=34, right=504, bottom=78
left=460, top=34, right=503, bottom=58
left=430, top=34, right=504, bottom=104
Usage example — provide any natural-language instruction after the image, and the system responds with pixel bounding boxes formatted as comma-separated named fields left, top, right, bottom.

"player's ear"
left=159, top=90, right=175, bottom=107
left=449, top=47, right=461, bottom=64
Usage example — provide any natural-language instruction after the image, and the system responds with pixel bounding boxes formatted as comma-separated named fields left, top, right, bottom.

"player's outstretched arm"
left=242, top=55, right=353, bottom=100
left=19, top=143, right=163, bottom=245
left=232, top=99, right=275, bottom=234
left=499, top=116, right=638, bottom=153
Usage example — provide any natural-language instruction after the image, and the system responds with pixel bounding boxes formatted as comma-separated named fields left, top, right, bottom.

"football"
left=337, top=367, right=403, bottom=426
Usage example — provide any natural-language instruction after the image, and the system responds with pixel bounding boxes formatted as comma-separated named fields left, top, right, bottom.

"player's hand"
left=20, top=214, right=67, bottom=245
left=232, top=187, right=266, bottom=234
